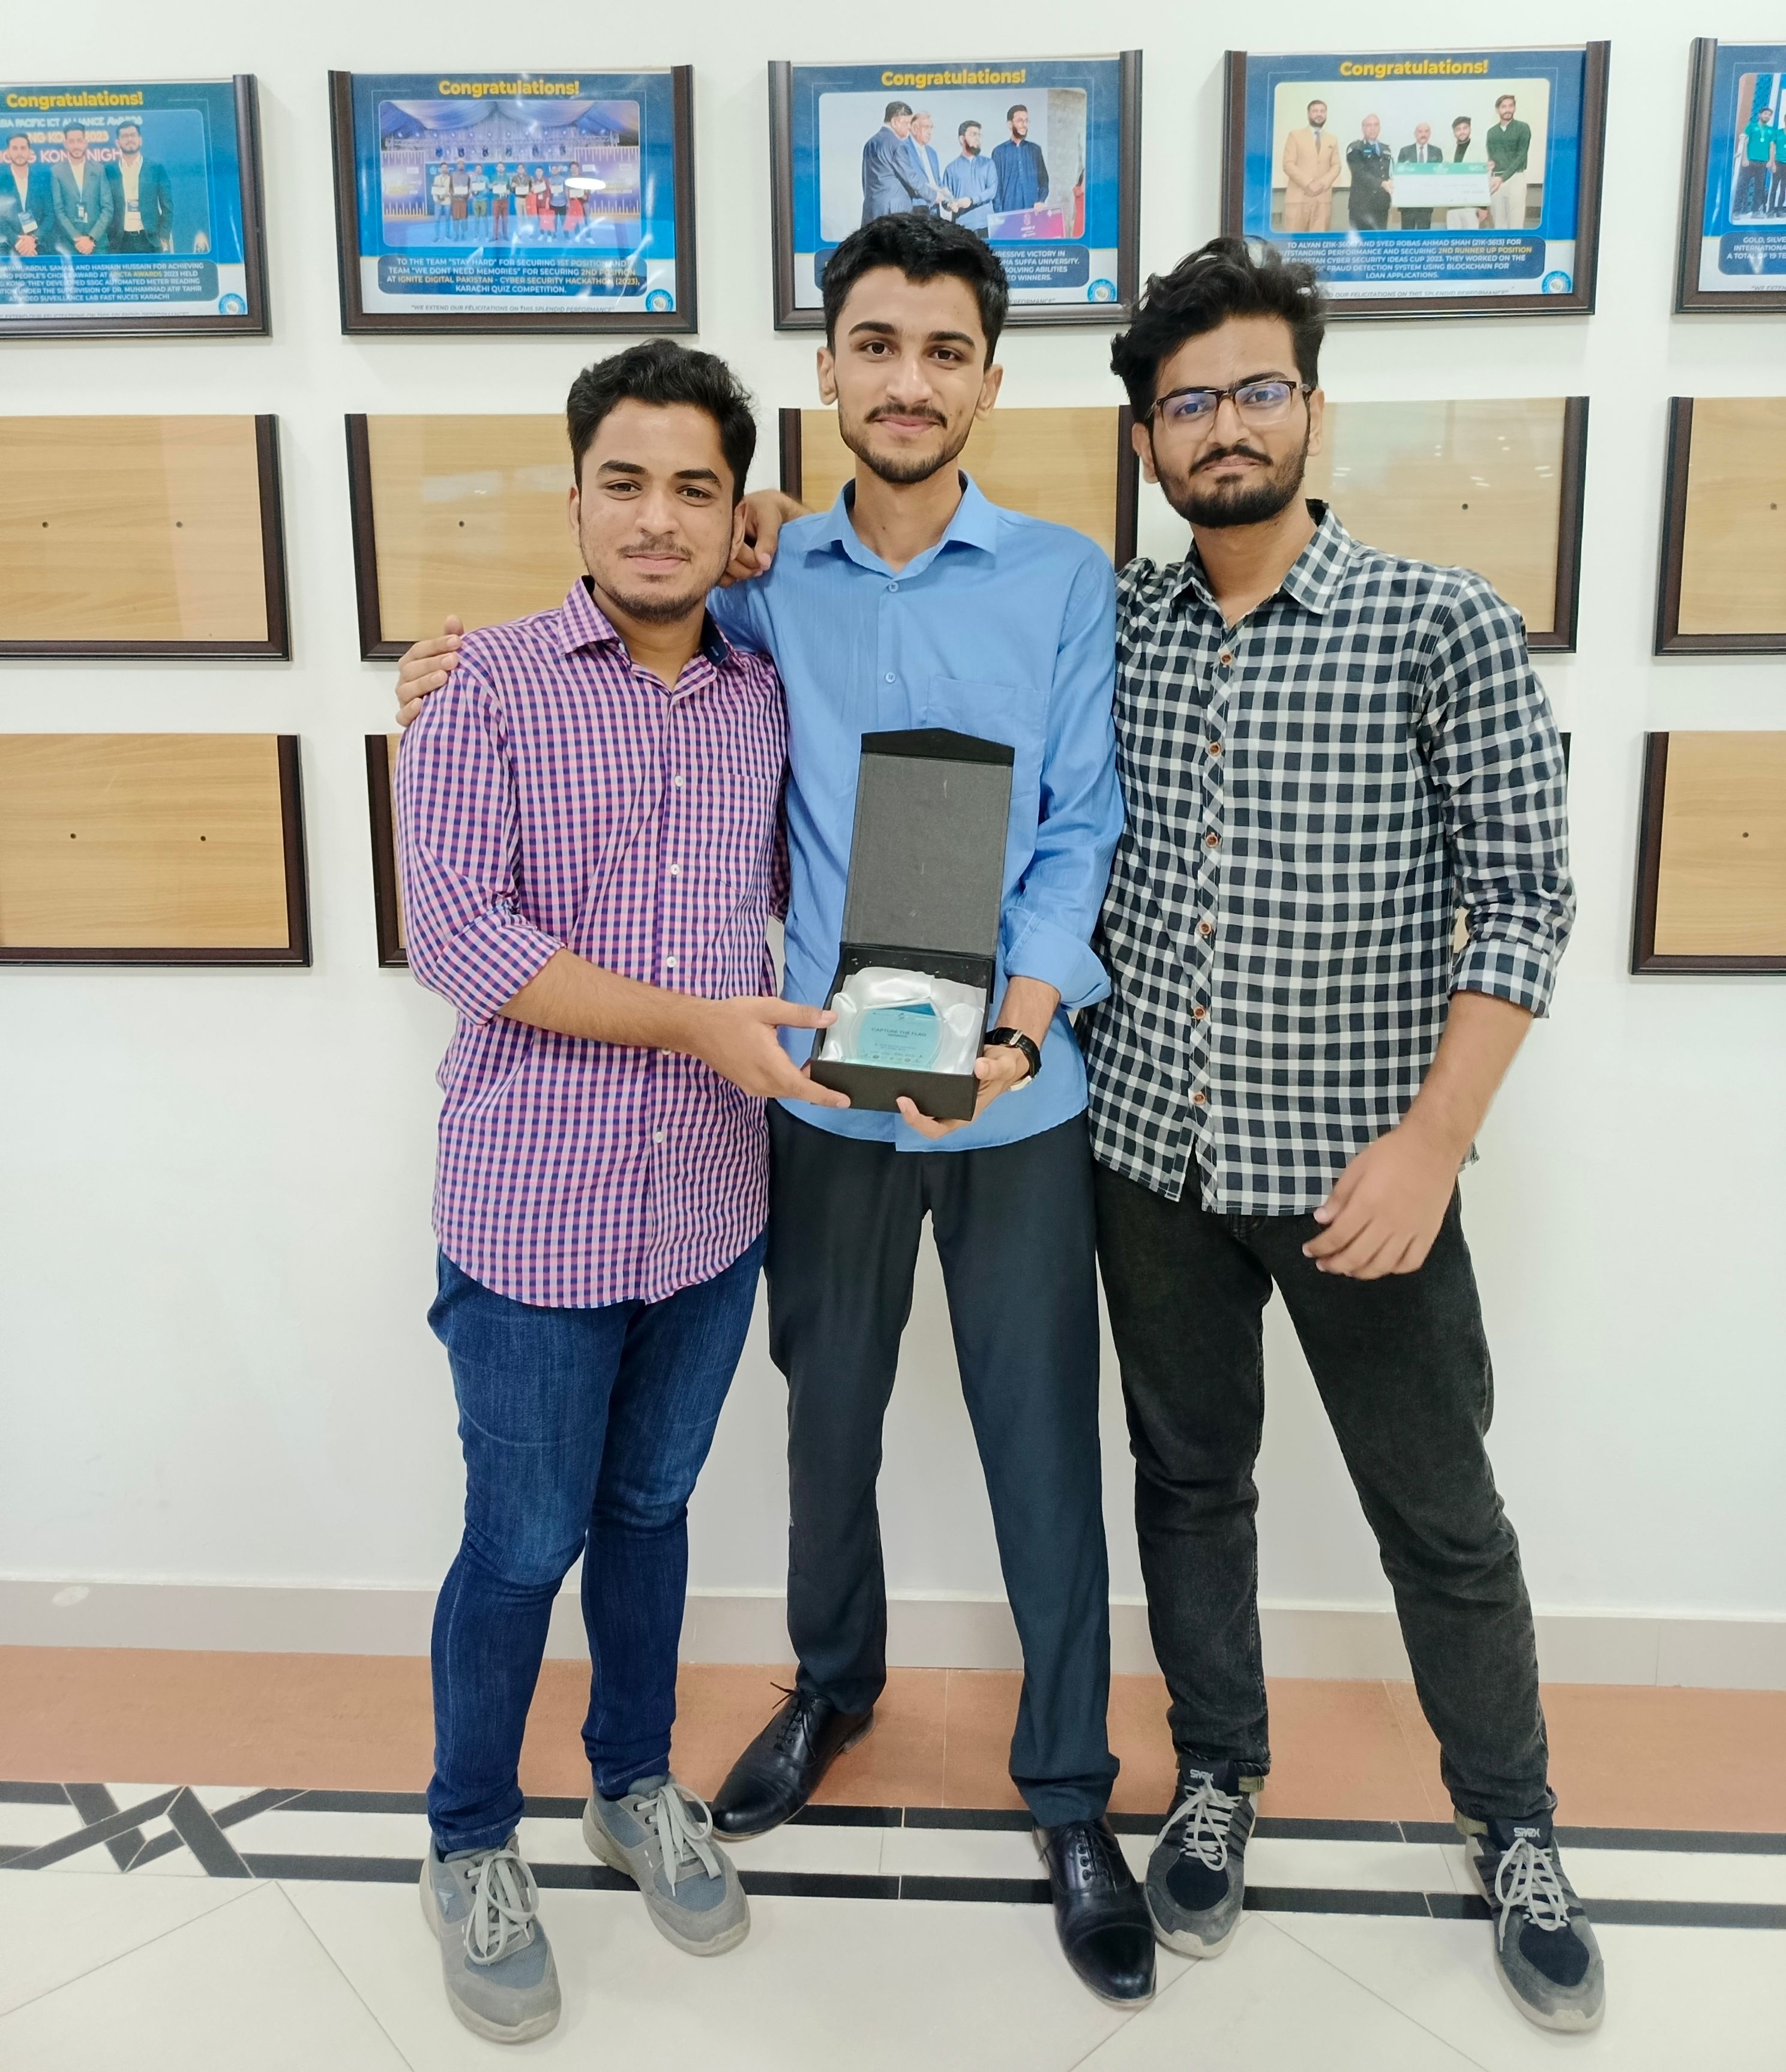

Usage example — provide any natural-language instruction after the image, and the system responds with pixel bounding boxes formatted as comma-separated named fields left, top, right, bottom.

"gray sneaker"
left=583, top=1774, right=750, bottom=1956
left=1465, top=1813, right=1605, bottom=2032
left=418, top=1836, right=561, bottom=2044
left=1144, top=1761, right=1258, bottom=1957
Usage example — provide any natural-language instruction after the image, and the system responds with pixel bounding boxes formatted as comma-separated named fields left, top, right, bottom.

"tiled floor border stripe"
left=3, top=1780, right=1782, bottom=1931
left=5, top=1781, right=1786, bottom=1858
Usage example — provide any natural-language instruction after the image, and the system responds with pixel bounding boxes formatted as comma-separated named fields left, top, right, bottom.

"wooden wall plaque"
left=0, top=735, right=308, bottom=964
left=1303, top=398, right=1588, bottom=651
left=366, top=733, right=407, bottom=968
left=778, top=407, right=1140, bottom=566
left=347, top=415, right=585, bottom=659
left=1632, top=732, right=1786, bottom=973
left=0, top=417, right=289, bottom=659
left=1656, top=398, right=1786, bottom=653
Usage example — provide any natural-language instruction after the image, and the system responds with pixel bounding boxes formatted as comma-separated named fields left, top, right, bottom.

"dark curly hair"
left=820, top=213, right=1009, bottom=365
left=1109, top=238, right=1325, bottom=419
left=565, top=338, right=757, bottom=502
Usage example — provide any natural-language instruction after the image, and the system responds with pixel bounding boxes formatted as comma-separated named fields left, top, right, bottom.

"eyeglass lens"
left=1161, top=381, right=1299, bottom=426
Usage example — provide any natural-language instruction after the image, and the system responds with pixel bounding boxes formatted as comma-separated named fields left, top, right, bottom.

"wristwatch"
left=983, top=1027, right=1042, bottom=1087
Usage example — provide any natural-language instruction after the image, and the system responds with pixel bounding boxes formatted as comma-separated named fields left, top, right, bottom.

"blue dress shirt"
left=943, top=151, right=999, bottom=230
left=707, top=476, right=1121, bottom=1153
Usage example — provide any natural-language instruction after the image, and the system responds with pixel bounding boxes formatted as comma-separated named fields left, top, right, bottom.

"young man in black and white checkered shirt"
left=1084, top=238, right=1604, bottom=2034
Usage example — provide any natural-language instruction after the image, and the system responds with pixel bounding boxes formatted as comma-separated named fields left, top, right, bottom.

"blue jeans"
left=425, top=1235, right=765, bottom=1855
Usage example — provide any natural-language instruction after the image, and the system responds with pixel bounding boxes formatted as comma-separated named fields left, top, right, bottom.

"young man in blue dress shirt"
left=393, top=217, right=1152, bottom=2011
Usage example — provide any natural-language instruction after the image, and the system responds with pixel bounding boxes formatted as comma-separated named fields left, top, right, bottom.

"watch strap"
left=984, top=1027, right=1042, bottom=1083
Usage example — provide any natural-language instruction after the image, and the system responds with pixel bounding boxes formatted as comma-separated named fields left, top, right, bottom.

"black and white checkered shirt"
left=1081, top=503, right=1574, bottom=1213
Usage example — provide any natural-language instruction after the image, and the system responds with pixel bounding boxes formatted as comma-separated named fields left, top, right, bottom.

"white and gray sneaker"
left=1466, top=1812, right=1605, bottom=2032
left=419, top=1834, right=561, bottom=2044
left=584, top=1774, right=750, bottom=1956
left=1144, top=1761, right=1260, bottom=1957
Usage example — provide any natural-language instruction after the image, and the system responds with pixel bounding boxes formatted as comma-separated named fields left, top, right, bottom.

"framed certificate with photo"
left=328, top=68, right=696, bottom=334
left=0, top=76, right=266, bottom=338
left=767, top=54, right=1141, bottom=330
left=1675, top=39, right=1786, bottom=313
left=1221, top=46, right=1610, bottom=318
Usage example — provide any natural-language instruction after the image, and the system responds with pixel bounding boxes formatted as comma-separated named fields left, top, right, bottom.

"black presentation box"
left=808, top=728, right=1015, bottom=1122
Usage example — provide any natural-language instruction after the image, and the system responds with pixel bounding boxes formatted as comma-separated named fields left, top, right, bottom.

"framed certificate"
left=1655, top=397, right=1786, bottom=654
left=1632, top=732, right=1786, bottom=973
left=0, top=76, right=266, bottom=338
left=328, top=68, right=696, bottom=334
left=768, top=54, right=1141, bottom=329
left=1675, top=40, right=1786, bottom=313
left=1221, top=46, right=1610, bottom=318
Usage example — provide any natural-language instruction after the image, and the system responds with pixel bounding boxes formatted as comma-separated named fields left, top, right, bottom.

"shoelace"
left=1063, top=1822, right=1122, bottom=1888
left=769, top=1684, right=816, bottom=1756
left=462, top=1843, right=540, bottom=1966
left=636, top=1780, right=723, bottom=1894
left=1159, top=1773, right=1242, bottom=1872
left=1491, top=1836, right=1574, bottom=1948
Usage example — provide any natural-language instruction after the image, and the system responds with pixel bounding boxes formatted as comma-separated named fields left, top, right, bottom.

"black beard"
left=1162, top=431, right=1310, bottom=530
left=840, top=409, right=973, bottom=487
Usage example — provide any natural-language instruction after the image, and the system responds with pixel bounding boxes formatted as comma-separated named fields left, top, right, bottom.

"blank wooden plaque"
left=0, top=417, right=288, bottom=658
left=0, top=735, right=308, bottom=964
left=1656, top=398, right=1786, bottom=652
left=778, top=407, right=1139, bottom=566
left=347, top=416, right=585, bottom=659
left=366, top=733, right=407, bottom=968
left=1632, top=732, right=1786, bottom=973
left=1302, top=399, right=1587, bottom=650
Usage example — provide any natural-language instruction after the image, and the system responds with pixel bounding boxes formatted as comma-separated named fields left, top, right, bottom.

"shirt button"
left=672, top=775, right=685, bottom=789
left=1219, top=650, right=1233, bottom=667
left=1207, top=740, right=1223, bottom=757
left=654, top=1131, right=667, bottom=1146
left=1204, top=832, right=1221, bottom=848
left=1198, top=920, right=1214, bottom=939
left=1191, top=1091, right=1209, bottom=1107
left=885, top=671, right=896, bottom=683
left=668, top=863, right=682, bottom=877
left=664, top=955, right=678, bottom=970
left=887, top=581, right=899, bottom=593
left=1192, top=1006, right=1207, bottom=1021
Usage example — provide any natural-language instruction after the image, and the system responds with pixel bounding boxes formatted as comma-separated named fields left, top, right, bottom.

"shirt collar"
left=1169, top=500, right=1353, bottom=620
left=810, top=471, right=1000, bottom=577
left=557, top=576, right=736, bottom=669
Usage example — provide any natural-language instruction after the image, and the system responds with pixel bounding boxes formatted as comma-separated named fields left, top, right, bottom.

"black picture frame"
left=1221, top=45, right=1610, bottom=320
left=1533, top=394, right=1590, bottom=655
left=365, top=733, right=407, bottom=968
left=777, top=405, right=1141, bottom=567
left=328, top=68, right=698, bottom=336
left=0, top=734, right=310, bottom=967
left=768, top=53, right=1143, bottom=332
left=0, top=413, right=289, bottom=661
left=1674, top=38, right=1786, bottom=316
left=1655, top=397, right=1786, bottom=656
left=1631, top=731, right=1786, bottom=975
left=0, top=74, right=269, bottom=341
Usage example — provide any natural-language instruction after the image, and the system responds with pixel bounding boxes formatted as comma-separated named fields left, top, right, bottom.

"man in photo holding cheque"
left=394, top=214, right=1153, bottom=2011
left=1087, top=238, right=1601, bottom=2036
left=395, top=338, right=850, bottom=2044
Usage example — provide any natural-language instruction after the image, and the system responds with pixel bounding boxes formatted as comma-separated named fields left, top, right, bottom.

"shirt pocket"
left=922, top=674, right=1033, bottom=756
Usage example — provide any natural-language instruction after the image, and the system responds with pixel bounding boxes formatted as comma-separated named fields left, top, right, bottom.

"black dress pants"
left=768, top=1107, right=1119, bottom=1827
left=1092, top=1163, right=1552, bottom=1824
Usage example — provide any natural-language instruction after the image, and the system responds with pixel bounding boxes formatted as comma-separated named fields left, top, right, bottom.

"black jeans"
left=768, top=1107, right=1119, bottom=1827
left=1092, top=1163, right=1552, bottom=1824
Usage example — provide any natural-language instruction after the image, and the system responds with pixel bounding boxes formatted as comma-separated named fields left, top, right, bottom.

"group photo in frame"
left=0, top=76, right=266, bottom=337
left=328, top=68, right=696, bottom=334
left=1221, top=45, right=1608, bottom=317
left=1675, top=39, right=1786, bottom=313
left=768, top=53, right=1141, bottom=329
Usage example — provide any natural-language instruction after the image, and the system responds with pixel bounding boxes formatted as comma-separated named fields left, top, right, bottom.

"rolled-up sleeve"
left=394, top=668, right=561, bottom=1024
left=1421, top=580, right=1575, bottom=1018
left=1000, top=550, right=1123, bottom=1011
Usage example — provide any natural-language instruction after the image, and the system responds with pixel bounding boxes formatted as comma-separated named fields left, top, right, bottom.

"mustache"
left=865, top=403, right=949, bottom=428
left=1193, top=442, right=1275, bottom=474
left=621, top=538, right=692, bottom=561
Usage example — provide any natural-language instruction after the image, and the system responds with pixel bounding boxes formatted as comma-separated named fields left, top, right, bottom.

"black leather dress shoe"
left=1037, top=1818, right=1156, bottom=2007
left=709, top=1688, right=874, bottom=1840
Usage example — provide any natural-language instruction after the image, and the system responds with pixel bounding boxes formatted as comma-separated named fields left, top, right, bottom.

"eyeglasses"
left=1150, top=378, right=1313, bottom=431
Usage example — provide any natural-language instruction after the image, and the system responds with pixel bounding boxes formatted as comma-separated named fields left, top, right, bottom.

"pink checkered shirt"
left=395, top=580, right=787, bottom=1309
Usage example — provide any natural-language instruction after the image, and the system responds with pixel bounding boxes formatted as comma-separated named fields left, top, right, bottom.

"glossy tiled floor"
left=2, top=1650, right=1783, bottom=2068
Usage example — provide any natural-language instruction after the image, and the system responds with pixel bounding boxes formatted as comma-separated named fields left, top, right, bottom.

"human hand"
left=395, top=617, right=465, bottom=725
left=74, top=236, right=94, bottom=254
left=193, top=230, right=209, bottom=253
left=692, top=998, right=849, bottom=1107
left=894, top=1042, right=1030, bottom=1140
left=1302, top=1116, right=1460, bottom=1279
left=16, top=234, right=37, bottom=256
left=721, top=490, right=802, bottom=586
left=1488, top=175, right=1502, bottom=193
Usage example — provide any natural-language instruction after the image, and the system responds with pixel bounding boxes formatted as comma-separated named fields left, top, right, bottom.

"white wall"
left=3, top=2, right=1784, bottom=1669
